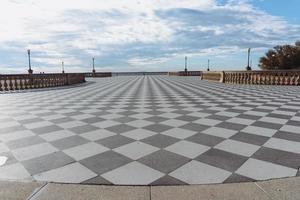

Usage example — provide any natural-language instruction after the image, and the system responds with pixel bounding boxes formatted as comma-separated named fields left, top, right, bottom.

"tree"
left=259, top=41, right=300, bottom=70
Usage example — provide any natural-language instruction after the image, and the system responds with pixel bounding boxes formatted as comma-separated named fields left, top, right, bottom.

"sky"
left=0, top=0, right=299, bottom=73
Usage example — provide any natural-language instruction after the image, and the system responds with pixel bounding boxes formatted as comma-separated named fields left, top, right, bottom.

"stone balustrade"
left=168, top=71, right=202, bottom=76
left=0, top=73, right=85, bottom=91
left=201, top=70, right=300, bottom=85
left=84, top=72, right=112, bottom=78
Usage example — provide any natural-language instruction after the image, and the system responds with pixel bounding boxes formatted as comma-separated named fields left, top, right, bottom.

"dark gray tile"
left=82, top=117, right=105, bottom=124
left=236, top=114, right=261, bottom=120
left=186, top=133, right=224, bottom=147
left=286, top=120, right=300, bottom=126
left=105, top=124, right=136, bottom=134
left=179, top=123, right=209, bottom=132
left=69, top=125, right=99, bottom=134
left=150, top=175, right=187, bottom=186
left=51, top=135, right=89, bottom=150
left=195, top=148, right=248, bottom=172
left=112, top=117, right=136, bottom=123
left=82, top=175, right=112, bottom=185
left=273, top=131, right=300, bottom=143
left=145, top=116, right=169, bottom=123
left=0, top=125, right=25, bottom=134
left=206, top=115, right=231, bottom=121
left=141, top=134, right=179, bottom=148
left=139, top=150, right=189, bottom=173
left=6, top=136, right=45, bottom=150
left=266, top=113, right=291, bottom=119
left=216, top=122, right=247, bottom=131
left=230, top=132, right=269, bottom=146
left=251, top=121, right=283, bottom=129
left=96, top=135, right=134, bottom=149
left=175, top=115, right=199, bottom=122
left=224, top=173, right=254, bottom=183
left=22, top=152, right=75, bottom=175
left=252, top=147, right=300, bottom=169
left=31, top=125, right=63, bottom=134
left=18, top=118, right=44, bottom=124
left=50, top=117, right=74, bottom=124
left=143, top=124, right=173, bottom=133
left=80, top=151, right=132, bottom=174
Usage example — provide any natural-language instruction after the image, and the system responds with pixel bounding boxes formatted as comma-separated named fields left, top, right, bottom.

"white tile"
left=226, top=118, right=255, bottom=125
left=236, top=158, right=297, bottom=180
left=202, top=127, right=238, bottom=138
left=113, top=141, right=159, bottom=160
left=12, top=143, right=58, bottom=161
left=170, top=160, right=231, bottom=184
left=291, top=116, right=300, bottom=122
left=130, top=113, right=153, bottom=119
left=23, top=121, right=53, bottom=129
left=41, top=114, right=65, bottom=121
left=63, top=142, right=108, bottom=161
left=102, top=161, right=164, bottom=185
left=194, top=118, right=222, bottom=126
left=34, top=162, right=97, bottom=183
left=259, top=117, right=288, bottom=125
left=40, top=130, right=75, bottom=142
left=215, top=139, right=260, bottom=157
left=121, top=129, right=156, bottom=140
left=272, top=110, right=296, bottom=116
left=58, top=121, right=87, bottom=129
left=0, top=143, right=9, bottom=154
left=161, top=128, right=197, bottom=139
left=0, top=163, right=31, bottom=180
left=92, top=120, right=121, bottom=128
left=101, top=114, right=124, bottom=120
left=264, top=138, right=300, bottom=154
left=161, top=119, right=188, bottom=127
left=0, top=121, right=20, bottom=129
left=242, top=126, right=277, bottom=137
left=80, top=129, right=116, bottom=141
left=0, top=130, right=35, bottom=142
left=166, top=141, right=210, bottom=159
left=126, top=120, right=154, bottom=128
left=71, top=114, right=95, bottom=120
left=216, top=111, right=239, bottom=117
left=280, top=125, right=300, bottom=134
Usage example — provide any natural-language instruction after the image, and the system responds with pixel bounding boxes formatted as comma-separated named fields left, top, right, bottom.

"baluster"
left=4, top=77, right=8, bottom=91
left=0, top=75, right=3, bottom=91
left=9, top=77, right=13, bottom=90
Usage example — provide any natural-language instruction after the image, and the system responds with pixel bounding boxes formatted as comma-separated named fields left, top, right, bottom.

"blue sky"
left=0, top=0, right=299, bottom=73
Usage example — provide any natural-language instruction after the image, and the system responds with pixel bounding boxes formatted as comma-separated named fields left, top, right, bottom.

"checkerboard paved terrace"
left=0, top=75, right=300, bottom=186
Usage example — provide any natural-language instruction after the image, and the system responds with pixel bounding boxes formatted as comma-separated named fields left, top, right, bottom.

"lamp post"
left=62, top=61, right=65, bottom=74
left=92, top=57, right=96, bottom=77
left=207, top=59, right=210, bottom=71
left=184, top=56, right=188, bottom=76
left=27, top=49, right=33, bottom=74
left=246, top=48, right=252, bottom=71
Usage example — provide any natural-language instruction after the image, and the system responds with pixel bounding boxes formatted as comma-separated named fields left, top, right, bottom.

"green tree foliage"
left=259, top=41, right=300, bottom=70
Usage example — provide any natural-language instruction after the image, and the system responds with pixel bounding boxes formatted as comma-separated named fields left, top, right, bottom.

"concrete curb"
left=1, top=176, right=299, bottom=200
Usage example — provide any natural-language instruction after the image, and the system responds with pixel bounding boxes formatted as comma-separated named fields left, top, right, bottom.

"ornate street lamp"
left=62, top=61, right=65, bottom=73
left=92, top=57, right=96, bottom=77
left=27, top=49, right=33, bottom=74
left=184, top=56, right=188, bottom=76
left=207, top=59, right=210, bottom=71
left=246, top=48, right=252, bottom=71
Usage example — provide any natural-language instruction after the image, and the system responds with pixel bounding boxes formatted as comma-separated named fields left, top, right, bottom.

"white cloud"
left=0, top=0, right=299, bottom=73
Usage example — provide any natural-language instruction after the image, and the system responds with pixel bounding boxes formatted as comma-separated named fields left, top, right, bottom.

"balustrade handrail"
left=201, top=70, right=300, bottom=85
left=0, top=73, right=85, bottom=91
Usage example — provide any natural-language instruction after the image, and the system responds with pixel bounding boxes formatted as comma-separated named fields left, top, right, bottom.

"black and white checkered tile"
left=0, top=76, right=300, bottom=185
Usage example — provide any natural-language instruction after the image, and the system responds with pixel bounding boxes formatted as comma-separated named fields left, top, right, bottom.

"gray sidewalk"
left=1, top=176, right=300, bottom=200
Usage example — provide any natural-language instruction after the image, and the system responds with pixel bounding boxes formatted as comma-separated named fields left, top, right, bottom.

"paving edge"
left=0, top=176, right=299, bottom=200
